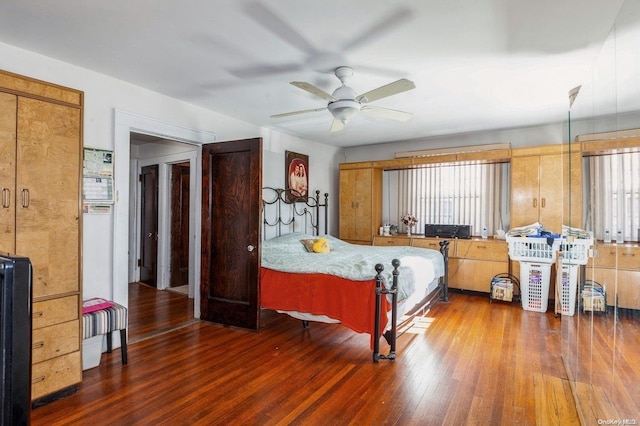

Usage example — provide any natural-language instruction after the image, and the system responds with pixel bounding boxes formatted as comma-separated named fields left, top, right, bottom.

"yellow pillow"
left=312, top=237, right=330, bottom=253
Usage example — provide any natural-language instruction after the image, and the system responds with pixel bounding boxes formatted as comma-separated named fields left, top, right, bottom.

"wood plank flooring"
left=128, top=282, right=196, bottom=343
left=31, top=290, right=580, bottom=425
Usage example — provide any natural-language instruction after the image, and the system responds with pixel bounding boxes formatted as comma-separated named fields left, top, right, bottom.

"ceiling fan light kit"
left=328, top=99, right=361, bottom=123
left=272, top=66, right=415, bottom=132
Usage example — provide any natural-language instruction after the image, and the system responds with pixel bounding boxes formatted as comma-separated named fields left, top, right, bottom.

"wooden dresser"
left=587, top=243, right=640, bottom=309
left=373, top=236, right=509, bottom=293
left=0, top=69, right=83, bottom=402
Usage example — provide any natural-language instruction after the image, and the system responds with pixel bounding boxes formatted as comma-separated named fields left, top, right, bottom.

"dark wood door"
left=170, top=162, right=190, bottom=287
left=140, top=164, right=158, bottom=286
left=201, top=138, right=262, bottom=329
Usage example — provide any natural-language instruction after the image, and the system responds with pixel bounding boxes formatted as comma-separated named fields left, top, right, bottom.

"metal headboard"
left=262, top=187, right=329, bottom=239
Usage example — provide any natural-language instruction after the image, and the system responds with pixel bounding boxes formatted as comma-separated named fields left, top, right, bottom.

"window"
left=586, top=152, right=640, bottom=241
left=385, top=162, right=509, bottom=236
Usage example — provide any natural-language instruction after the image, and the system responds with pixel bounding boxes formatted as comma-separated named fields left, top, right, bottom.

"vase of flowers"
left=401, top=213, right=418, bottom=236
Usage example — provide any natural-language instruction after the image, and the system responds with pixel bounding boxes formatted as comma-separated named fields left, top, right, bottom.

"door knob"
left=247, top=245, right=255, bottom=252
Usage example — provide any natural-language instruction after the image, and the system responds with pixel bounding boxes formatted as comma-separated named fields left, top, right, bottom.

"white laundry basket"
left=557, top=239, right=593, bottom=316
left=507, top=236, right=562, bottom=312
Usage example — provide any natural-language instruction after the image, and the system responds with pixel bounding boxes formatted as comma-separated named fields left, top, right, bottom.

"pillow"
left=300, top=238, right=330, bottom=253
left=300, top=239, right=316, bottom=252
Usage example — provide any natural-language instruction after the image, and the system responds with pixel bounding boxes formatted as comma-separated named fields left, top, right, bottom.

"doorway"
left=113, top=110, right=216, bottom=348
left=128, top=133, right=199, bottom=338
left=169, top=162, right=190, bottom=292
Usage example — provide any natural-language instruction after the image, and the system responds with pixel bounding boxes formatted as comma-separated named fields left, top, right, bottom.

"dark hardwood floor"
left=31, top=290, right=580, bottom=425
left=128, top=282, right=196, bottom=343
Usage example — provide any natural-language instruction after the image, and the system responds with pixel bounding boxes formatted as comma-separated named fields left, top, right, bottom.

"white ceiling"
left=0, top=0, right=629, bottom=147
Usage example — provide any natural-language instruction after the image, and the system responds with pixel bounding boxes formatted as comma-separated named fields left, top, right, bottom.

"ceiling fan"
left=271, top=66, right=416, bottom=132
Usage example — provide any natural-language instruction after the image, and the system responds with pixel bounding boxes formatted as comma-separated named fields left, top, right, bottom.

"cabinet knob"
left=247, top=244, right=255, bottom=252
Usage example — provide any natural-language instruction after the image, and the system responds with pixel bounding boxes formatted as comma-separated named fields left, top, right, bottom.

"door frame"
left=114, top=110, right=216, bottom=321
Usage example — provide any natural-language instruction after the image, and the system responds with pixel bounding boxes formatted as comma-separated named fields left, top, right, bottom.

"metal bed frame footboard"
left=373, top=240, right=450, bottom=363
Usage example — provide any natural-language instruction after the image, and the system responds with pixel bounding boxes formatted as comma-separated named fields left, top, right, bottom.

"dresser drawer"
left=456, top=240, right=508, bottom=261
left=591, top=245, right=640, bottom=269
left=31, top=351, right=82, bottom=400
left=32, top=320, right=80, bottom=364
left=32, top=295, right=79, bottom=330
left=373, top=236, right=411, bottom=246
left=411, top=238, right=445, bottom=251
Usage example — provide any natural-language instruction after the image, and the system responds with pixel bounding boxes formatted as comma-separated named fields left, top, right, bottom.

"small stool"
left=82, top=303, right=128, bottom=365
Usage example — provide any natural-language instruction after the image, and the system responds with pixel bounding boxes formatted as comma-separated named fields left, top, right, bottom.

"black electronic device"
left=424, top=224, right=472, bottom=239
left=1, top=255, right=33, bottom=426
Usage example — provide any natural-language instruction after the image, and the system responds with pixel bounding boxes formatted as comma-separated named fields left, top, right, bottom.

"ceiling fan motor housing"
left=329, top=84, right=360, bottom=122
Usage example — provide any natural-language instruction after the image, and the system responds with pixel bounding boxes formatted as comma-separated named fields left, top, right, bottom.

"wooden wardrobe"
left=0, top=69, right=83, bottom=403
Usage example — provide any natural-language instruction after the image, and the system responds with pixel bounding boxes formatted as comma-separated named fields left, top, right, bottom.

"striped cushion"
left=82, top=303, right=128, bottom=339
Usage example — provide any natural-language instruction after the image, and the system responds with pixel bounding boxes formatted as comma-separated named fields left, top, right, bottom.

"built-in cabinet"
left=373, top=236, right=509, bottom=293
left=586, top=243, right=640, bottom=309
left=343, top=144, right=583, bottom=295
left=510, top=145, right=582, bottom=231
left=0, top=70, right=83, bottom=402
left=339, top=164, right=381, bottom=245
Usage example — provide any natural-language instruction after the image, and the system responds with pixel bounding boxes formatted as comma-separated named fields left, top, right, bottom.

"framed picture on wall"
left=285, top=150, right=309, bottom=202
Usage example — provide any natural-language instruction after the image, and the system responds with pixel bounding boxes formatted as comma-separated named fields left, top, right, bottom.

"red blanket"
left=260, top=267, right=389, bottom=347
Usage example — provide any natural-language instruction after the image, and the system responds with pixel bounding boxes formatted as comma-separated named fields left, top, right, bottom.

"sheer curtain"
left=396, top=162, right=508, bottom=236
left=587, top=152, right=640, bottom=241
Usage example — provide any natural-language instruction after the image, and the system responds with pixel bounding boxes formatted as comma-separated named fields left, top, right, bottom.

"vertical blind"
left=588, top=152, right=640, bottom=241
left=397, top=163, right=507, bottom=236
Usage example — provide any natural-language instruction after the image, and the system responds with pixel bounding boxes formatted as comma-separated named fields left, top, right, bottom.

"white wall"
left=260, top=129, right=344, bottom=236
left=0, top=42, right=343, bottom=306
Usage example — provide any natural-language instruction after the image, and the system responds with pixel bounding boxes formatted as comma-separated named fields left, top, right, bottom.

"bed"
left=260, top=187, right=450, bottom=362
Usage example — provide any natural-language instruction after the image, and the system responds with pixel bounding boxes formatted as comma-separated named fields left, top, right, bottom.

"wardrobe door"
left=16, top=97, right=81, bottom=299
left=0, top=92, right=16, bottom=255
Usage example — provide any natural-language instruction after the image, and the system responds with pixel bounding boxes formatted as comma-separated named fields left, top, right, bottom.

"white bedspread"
left=261, top=233, right=445, bottom=302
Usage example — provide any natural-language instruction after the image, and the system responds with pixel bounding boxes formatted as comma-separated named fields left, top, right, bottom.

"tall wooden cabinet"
left=510, top=145, right=582, bottom=231
left=339, top=163, right=381, bottom=245
left=0, top=70, right=83, bottom=402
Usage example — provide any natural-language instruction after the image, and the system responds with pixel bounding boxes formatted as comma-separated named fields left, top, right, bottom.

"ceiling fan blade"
left=228, top=62, right=304, bottom=80
left=245, top=2, right=318, bottom=56
left=356, top=78, right=415, bottom=103
left=330, top=119, right=346, bottom=133
left=361, top=105, right=413, bottom=121
left=271, top=107, right=327, bottom=118
left=291, top=81, right=336, bottom=101
left=341, top=7, right=413, bottom=52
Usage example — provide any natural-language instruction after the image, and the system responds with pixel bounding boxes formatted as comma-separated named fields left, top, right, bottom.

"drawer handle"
left=622, top=253, right=635, bottom=257
left=476, top=245, right=487, bottom=249
left=32, top=341, right=45, bottom=350
left=32, top=375, right=46, bottom=384
left=33, top=311, right=43, bottom=318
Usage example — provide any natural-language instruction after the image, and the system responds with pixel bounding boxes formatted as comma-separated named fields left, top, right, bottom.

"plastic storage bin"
left=506, top=236, right=562, bottom=263
left=559, top=239, right=593, bottom=266
left=556, top=238, right=593, bottom=315
left=82, top=335, right=103, bottom=370
left=558, top=264, right=579, bottom=316
left=507, top=236, right=562, bottom=312
left=520, top=262, right=552, bottom=312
